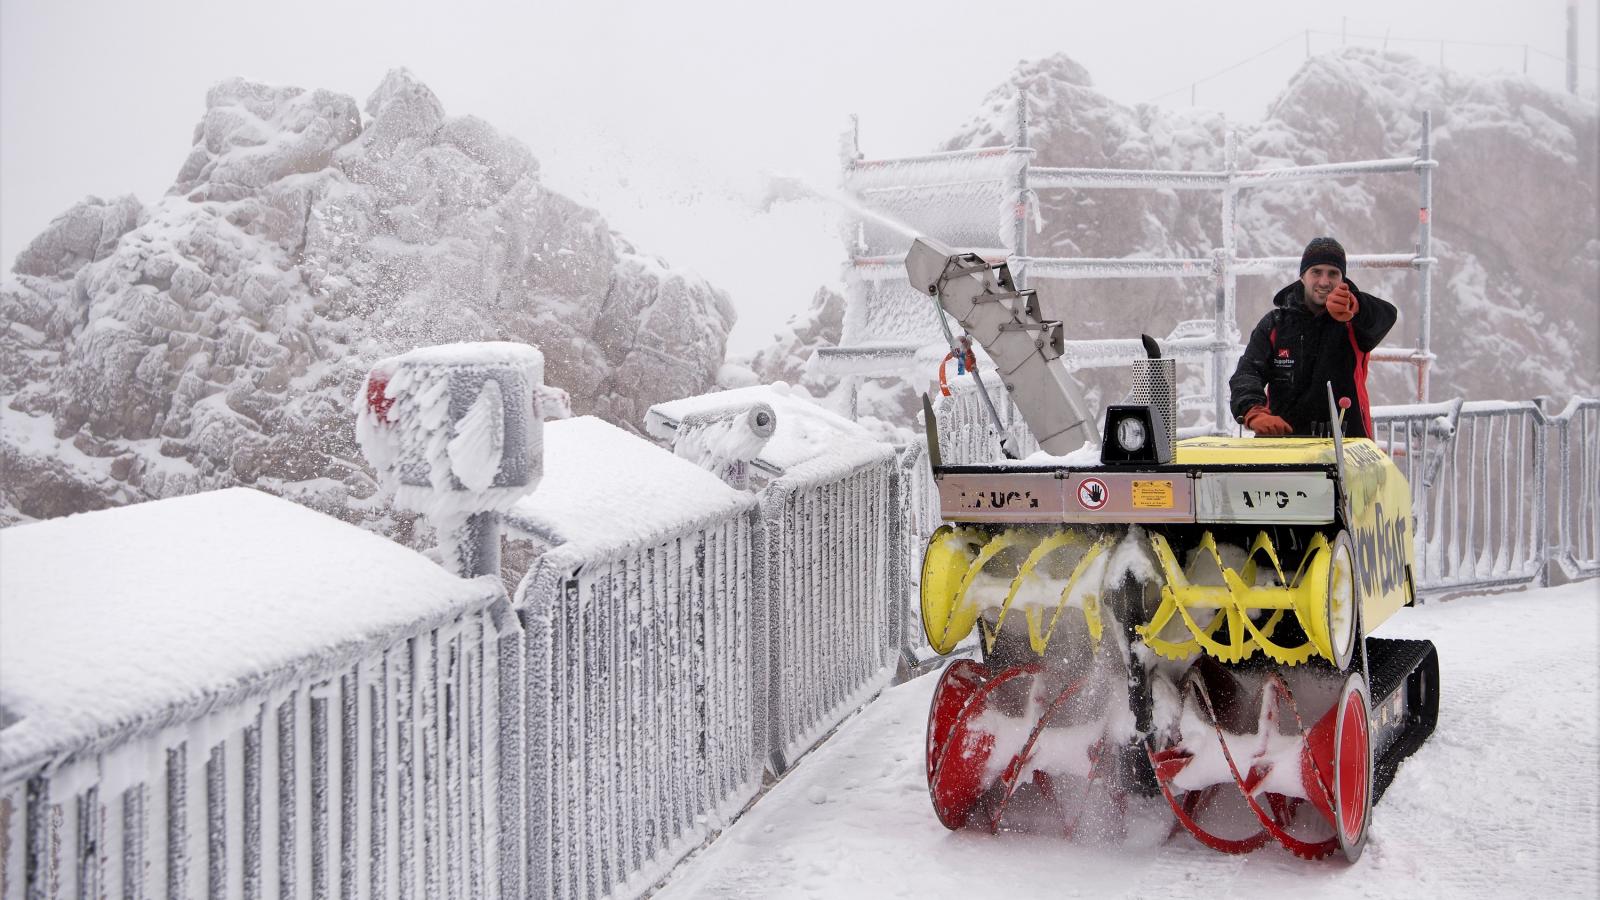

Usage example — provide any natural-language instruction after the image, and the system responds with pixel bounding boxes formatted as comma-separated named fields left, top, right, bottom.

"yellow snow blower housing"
left=922, top=436, right=1417, bottom=670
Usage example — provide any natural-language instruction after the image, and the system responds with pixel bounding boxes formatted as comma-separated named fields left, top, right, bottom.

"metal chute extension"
left=905, top=237, right=1094, bottom=455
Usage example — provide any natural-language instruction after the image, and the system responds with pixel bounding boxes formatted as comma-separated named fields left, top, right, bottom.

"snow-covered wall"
left=0, top=69, right=735, bottom=536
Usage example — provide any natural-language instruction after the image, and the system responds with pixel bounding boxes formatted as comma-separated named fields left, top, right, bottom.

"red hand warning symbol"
left=1077, top=477, right=1108, bottom=511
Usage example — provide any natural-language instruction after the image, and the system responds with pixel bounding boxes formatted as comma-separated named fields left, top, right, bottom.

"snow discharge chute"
left=909, top=239, right=1440, bottom=862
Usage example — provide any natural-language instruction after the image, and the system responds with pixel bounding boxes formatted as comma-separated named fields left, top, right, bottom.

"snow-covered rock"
left=0, top=69, right=735, bottom=532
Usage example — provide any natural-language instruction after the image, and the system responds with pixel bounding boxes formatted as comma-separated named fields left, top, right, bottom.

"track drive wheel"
left=1324, top=532, right=1358, bottom=671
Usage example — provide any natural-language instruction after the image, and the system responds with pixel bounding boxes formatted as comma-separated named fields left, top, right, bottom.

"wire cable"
left=1143, top=27, right=1597, bottom=107
left=1141, top=32, right=1305, bottom=104
left=1310, top=29, right=1600, bottom=72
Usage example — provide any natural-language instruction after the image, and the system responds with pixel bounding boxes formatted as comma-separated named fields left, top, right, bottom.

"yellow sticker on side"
left=1131, top=480, right=1175, bottom=509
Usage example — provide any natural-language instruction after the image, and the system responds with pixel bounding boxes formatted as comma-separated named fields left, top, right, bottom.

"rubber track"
left=1365, top=637, right=1440, bottom=805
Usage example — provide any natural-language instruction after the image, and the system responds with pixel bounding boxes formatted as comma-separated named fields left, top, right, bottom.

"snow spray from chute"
left=762, top=173, right=922, bottom=242
left=355, top=342, right=545, bottom=579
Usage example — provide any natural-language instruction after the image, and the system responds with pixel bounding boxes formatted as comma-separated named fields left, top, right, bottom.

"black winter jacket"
left=1228, top=278, right=1397, bottom=439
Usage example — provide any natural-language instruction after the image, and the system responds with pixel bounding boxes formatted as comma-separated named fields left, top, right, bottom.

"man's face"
left=1301, top=264, right=1343, bottom=308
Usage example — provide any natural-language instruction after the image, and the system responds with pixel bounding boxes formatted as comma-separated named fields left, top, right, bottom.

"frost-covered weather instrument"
left=911, top=239, right=1439, bottom=862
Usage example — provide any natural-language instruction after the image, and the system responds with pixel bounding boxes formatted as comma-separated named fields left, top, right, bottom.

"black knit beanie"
left=1300, top=237, right=1346, bottom=276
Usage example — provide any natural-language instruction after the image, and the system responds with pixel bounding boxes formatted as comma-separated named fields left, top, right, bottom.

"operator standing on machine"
left=1229, top=237, right=1397, bottom=439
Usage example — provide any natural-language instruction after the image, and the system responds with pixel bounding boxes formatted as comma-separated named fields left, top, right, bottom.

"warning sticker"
left=1131, top=480, right=1175, bottom=509
left=1076, top=477, right=1109, bottom=511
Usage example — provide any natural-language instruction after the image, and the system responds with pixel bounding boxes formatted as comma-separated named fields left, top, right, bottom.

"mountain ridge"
left=1, top=69, right=736, bottom=531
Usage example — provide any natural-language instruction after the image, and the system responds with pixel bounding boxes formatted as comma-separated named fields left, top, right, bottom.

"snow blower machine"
left=908, top=238, right=1439, bottom=861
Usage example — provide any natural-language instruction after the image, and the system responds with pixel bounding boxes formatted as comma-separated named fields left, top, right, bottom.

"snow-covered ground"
left=658, top=579, right=1600, bottom=899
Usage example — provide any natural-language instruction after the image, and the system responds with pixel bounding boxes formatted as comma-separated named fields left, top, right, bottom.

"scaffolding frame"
left=823, top=95, right=1439, bottom=430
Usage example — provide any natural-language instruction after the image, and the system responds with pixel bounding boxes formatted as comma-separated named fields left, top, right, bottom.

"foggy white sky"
left=2, top=0, right=1595, bottom=351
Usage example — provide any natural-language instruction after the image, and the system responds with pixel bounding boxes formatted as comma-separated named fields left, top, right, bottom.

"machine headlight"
left=1116, top=416, right=1147, bottom=452
left=1100, top=404, right=1173, bottom=465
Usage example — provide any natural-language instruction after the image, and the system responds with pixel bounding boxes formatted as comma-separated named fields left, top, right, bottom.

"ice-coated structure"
left=764, top=47, right=1595, bottom=434
left=355, top=341, right=545, bottom=577
left=646, top=383, right=884, bottom=476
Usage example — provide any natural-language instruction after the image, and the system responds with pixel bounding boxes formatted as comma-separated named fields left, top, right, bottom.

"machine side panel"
left=1195, top=472, right=1338, bottom=524
left=936, top=469, right=1200, bottom=524
left=1341, top=440, right=1416, bottom=633
left=1061, top=472, right=1195, bottom=523
left=935, top=472, right=1066, bottom=523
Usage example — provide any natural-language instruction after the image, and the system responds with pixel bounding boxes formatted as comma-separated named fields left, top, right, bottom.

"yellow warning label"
left=1131, top=480, right=1175, bottom=509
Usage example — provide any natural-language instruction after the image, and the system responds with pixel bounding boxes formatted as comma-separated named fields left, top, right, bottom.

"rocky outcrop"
left=1, top=69, right=735, bottom=529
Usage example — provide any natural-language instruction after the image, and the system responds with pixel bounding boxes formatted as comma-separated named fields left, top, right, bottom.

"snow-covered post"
left=355, top=342, right=544, bottom=579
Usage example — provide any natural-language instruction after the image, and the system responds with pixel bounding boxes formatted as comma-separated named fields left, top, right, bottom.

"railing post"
left=1214, top=129, right=1239, bottom=434
left=748, top=504, right=773, bottom=776
left=1556, top=407, right=1572, bottom=581
left=1013, top=86, right=1031, bottom=288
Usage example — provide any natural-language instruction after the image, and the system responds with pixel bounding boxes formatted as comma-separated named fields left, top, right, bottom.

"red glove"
left=1245, top=405, right=1293, bottom=436
left=1326, top=282, right=1359, bottom=322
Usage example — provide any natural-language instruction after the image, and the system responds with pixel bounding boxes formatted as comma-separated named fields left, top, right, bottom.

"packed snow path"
left=659, top=580, right=1599, bottom=899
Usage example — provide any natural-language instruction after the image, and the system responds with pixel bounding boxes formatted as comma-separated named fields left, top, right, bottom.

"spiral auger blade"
left=1139, top=530, right=1337, bottom=667
left=924, top=572, right=1139, bottom=838
left=1144, top=662, right=1374, bottom=861
left=920, top=524, right=1117, bottom=658
left=927, top=655, right=1139, bottom=837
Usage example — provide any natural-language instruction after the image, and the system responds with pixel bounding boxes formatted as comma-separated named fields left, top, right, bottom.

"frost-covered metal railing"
left=893, top=383, right=1040, bottom=660
left=825, top=98, right=1439, bottom=428
left=1372, top=396, right=1600, bottom=595
left=756, top=445, right=901, bottom=772
left=1373, top=400, right=1547, bottom=594
left=893, top=444, right=940, bottom=655
left=511, top=512, right=762, bottom=900
left=1550, top=397, right=1600, bottom=579
left=1, top=615, right=509, bottom=900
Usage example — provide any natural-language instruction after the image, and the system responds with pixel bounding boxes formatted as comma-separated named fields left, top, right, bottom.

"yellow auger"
left=920, top=526, right=1114, bottom=656
left=1139, top=531, right=1343, bottom=665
